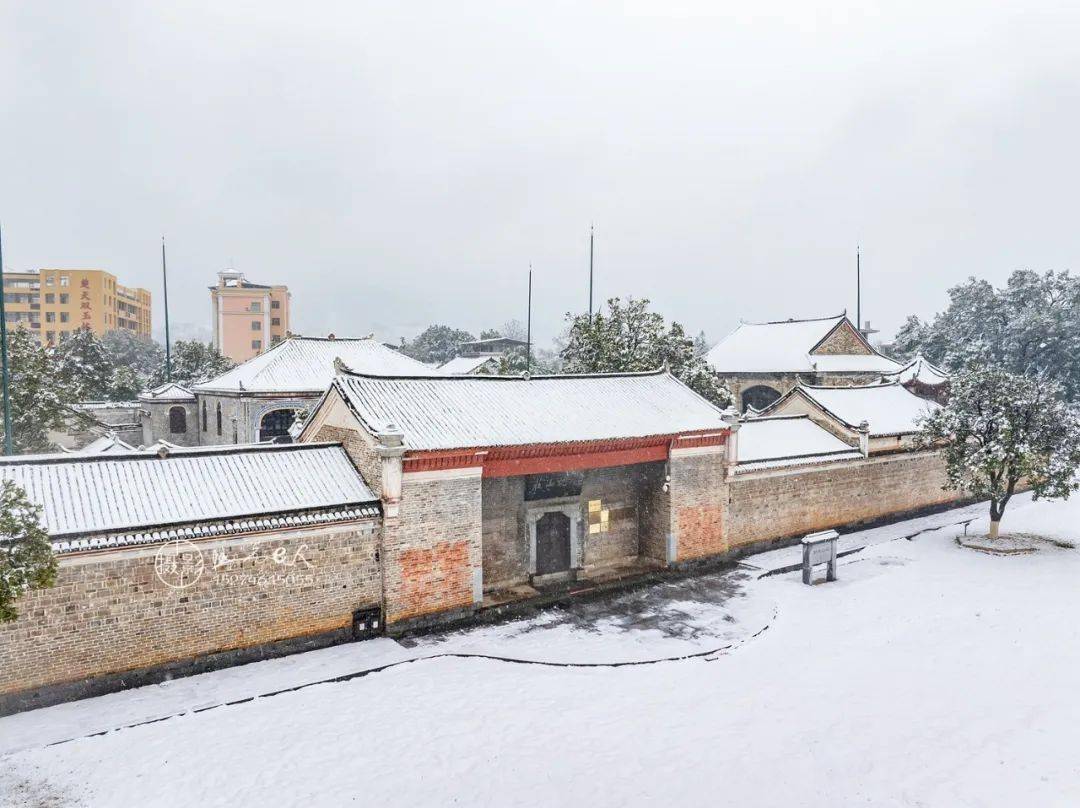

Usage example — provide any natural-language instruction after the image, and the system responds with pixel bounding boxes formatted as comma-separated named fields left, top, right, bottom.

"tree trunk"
left=989, top=520, right=1001, bottom=539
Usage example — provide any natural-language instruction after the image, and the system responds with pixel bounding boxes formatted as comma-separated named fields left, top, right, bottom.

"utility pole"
left=0, top=224, right=13, bottom=455
left=856, top=245, right=861, bottom=334
left=162, top=237, right=172, bottom=382
left=588, top=224, right=594, bottom=320
left=526, top=265, right=532, bottom=375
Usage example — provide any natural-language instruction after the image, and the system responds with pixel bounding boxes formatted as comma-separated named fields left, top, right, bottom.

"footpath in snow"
left=2, top=491, right=1078, bottom=807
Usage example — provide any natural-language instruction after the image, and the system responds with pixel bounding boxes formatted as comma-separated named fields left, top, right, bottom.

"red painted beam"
left=482, top=443, right=670, bottom=477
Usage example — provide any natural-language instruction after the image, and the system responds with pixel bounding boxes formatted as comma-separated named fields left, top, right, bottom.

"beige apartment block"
left=1, top=269, right=151, bottom=345
left=209, top=271, right=290, bottom=363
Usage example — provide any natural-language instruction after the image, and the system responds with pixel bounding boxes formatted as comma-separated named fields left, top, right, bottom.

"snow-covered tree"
left=52, top=328, right=113, bottom=401
left=399, top=325, right=475, bottom=364
left=562, top=297, right=732, bottom=407
left=155, top=340, right=235, bottom=387
left=895, top=270, right=1080, bottom=400
left=917, top=365, right=1080, bottom=539
left=0, top=479, right=56, bottom=622
left=477, top=345, right=559, bottom=376
left=0, top=328, right=73, bottom=453
left=101, top=331, right=164, bottom=399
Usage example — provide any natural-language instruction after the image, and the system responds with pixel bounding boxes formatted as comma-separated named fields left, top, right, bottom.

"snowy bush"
left=0, top=480, right=56, bottom=622
left=918, top=365, right=1080, bottom=538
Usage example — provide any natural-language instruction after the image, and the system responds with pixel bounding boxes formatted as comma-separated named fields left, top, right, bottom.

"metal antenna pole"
left=588, top=224, right=594, bottom=320
left=856, top=245, right=861, bottom=333
left=0, top=225, right=13, bottom=455
left=162, top=237, right=172, bottom=381
left=526, top=265, right=532, bottom=375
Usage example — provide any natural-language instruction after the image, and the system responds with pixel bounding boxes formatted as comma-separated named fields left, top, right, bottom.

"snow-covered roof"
left=705, top=314, right=901, bottom=374
left=330, top=369, right=730, bottom=451
left=77, top=433, right=137, bottom=455
left=192, top=335, right=435, bottom=394
left=0, top=443, right=378, bottom=545
left=437, top=356, right=499, bottom=375
left=736, top=415, right=862, bottom=469
left=138, top=382, right=196, bottom=402
left=772, top=383, right=940, bottom=436
left=882, top=355, right=950, bottom=386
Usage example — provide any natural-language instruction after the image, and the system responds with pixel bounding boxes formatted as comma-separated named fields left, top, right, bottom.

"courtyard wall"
left=0, top=519, right=380, bottom=713
left=725, top=450, right=960, bottom=551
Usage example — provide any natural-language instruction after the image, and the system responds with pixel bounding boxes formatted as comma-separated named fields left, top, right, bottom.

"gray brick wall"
left=0, top=520, right=381, bottom=699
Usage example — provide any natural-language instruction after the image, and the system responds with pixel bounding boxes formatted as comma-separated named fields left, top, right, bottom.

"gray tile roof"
left=333, top=369, right=730, bottom=451
left=193, top=336, right=435, bottom=394
left=0, top=443, right=377, bottom=542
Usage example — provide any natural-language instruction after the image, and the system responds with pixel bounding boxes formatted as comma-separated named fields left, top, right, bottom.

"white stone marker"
left=801, top=529, right=838, bottom=585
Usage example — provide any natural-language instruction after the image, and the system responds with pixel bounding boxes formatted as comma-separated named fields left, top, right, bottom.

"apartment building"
left=1, top=269, right=152, bottom=345
left=209, top=271, right=291, bottom=363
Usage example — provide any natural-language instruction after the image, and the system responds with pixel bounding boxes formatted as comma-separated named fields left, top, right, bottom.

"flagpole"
left=856, top=245, right=861, bottom=334
left=0, top=224, right=13, bottom=455
left=526, top=265, right=532, bottom=375
left=162, top=236, right=172, bottom=382
left=588, top=224, right=594, bottom=320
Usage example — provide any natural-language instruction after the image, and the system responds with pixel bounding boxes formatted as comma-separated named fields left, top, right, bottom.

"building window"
left=216, top=403, right=222, bottom=436
left=60, top=312, right=69, bottom=323
left=45, top=293, right=54, bottom=304
left=251, top=320, right=261, bottom=331
left=252, top=339, right=261, bottom=350
left=271, top=300, right=280, bottom=309
left=168, top=406, right=187, bottom=434
left=45, top=331, right=55, bottom=343
left=249, top=302, right=261, bottom=312
left=271, top=317, right=280, bottom=326
left=45, top=275, right=54, bottom=286
left=59, top=276, right=70, bottom=287
left=258, top=409, right=299, bottom=443
left=45, top=312, right=55, bottom=323
left=741, top=385, right=782, bottom=413
left=59, top=293, right=69, bottom=304
left=201, top=401, right=207, bottom=431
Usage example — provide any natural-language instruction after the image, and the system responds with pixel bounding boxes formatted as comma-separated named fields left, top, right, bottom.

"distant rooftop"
left=763, top=382, right=940, bottom=436
left=193, top=334, right=436, bottom=394
left=209, top=270, right=281, bottom=291
left=705, top=314, right=900, bottom=374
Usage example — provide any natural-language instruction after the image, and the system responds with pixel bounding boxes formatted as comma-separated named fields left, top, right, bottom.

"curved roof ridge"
left=334, top=367, right=669, bottom=382
left=745, top=313, right=846, bottom=326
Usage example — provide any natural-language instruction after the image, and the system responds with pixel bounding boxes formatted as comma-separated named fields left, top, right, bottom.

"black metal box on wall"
left=352, top=606, right=383, bottom=639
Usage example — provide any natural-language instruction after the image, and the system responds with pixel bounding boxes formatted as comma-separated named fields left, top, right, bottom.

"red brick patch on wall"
left=676, top=505, right=726, bottom=560
left=390, top=539, right=473, bottom=623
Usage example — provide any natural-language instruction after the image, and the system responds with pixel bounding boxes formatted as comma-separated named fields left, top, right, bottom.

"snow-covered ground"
left=3, top=492, right=1079, bottom=807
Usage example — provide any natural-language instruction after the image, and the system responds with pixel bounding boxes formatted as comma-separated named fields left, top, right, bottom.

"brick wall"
left=313, top=424, right=382, bottom=493
left=669, top=449, right=728, bottom=561
left=481, top=477, right=527, bottom=587
left=383, top=470, right=482, bottom=625
left=581, top=465, right=642, bottom=566
left=0, top=520, right=381, bottom=700
left=638, top=461, right=670, bottom=563
left=726, top=451, right=960, bottom=549
left=141, top=400, right=200, bottom=447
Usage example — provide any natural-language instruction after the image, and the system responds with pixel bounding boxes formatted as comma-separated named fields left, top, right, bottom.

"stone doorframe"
left=525, top=497, right=584, bottom=575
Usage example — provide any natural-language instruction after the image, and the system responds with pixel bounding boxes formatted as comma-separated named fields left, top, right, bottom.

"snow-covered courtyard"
left=2, top=492, right=1079, bottom=807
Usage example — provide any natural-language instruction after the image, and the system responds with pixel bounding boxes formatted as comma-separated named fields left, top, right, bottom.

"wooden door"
left=535, top=511, right=571, bottom=575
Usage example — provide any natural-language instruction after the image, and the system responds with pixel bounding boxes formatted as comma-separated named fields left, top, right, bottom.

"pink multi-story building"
left=209, top=271, right=291, bottom=363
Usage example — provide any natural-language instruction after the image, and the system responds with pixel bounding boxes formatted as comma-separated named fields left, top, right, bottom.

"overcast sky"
left=3, top=2, right=1079, bottom=348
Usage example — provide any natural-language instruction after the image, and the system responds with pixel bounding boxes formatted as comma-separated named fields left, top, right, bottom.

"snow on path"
left=3, top=494, right=1079, bottom=807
